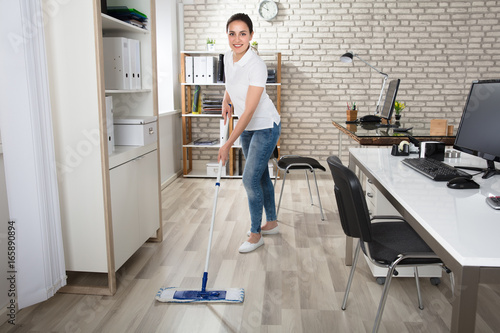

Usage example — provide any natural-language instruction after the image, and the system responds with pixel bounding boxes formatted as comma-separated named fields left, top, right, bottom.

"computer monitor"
left=379, top=79, right=400, bottom=123
left=453, top=79, right=500, bottom=179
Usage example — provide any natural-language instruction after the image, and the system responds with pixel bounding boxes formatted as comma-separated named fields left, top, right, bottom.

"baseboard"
left=161, top=170, right=182, bottom=190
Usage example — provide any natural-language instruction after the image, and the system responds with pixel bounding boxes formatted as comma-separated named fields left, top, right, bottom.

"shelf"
left=183, top=144, right=243, bottom=149
left=183, top=142, right=220, bottom=148
left=181, top=51, right=281, bottom=177
left=181, top=50, right=280, bottom=56
left=183, top=170, right=242, bottom=179
left=105, top=89, right=152, bottom=94
left=181, top=82, right=225, bottom=86
left=182, top=114, right=222, bottom=118
left=181, top=82, right=280, bottom=86
left=101, top=14, right=150, bottom=34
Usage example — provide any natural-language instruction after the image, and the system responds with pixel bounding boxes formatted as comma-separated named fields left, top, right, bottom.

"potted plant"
left=206, top=38, right=215, bottom=52
left=394, top=101, right=406, bottom=120
left=251, top=41, right=259, bottom=53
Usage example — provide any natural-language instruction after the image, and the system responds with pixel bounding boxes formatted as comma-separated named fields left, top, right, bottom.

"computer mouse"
left=447, top=177, right=480, bottom=189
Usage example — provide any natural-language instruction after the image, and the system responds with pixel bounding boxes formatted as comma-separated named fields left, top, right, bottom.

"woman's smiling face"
left=227, top=20, right=253, bottom=61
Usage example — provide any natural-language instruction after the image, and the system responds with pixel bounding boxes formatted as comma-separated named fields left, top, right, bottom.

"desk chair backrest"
left=327, top=155, right=372, bottom=242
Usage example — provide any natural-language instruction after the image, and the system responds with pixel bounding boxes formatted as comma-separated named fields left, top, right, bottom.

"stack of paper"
left=202, top=94, right=223, bottom=114
left=107, top=6, right=148, bottom=29
left=193, top=138, right=219, bottom=146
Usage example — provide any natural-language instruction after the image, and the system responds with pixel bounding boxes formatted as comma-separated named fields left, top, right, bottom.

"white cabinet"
left=364, top=178, right=442, bottom=280
left=43, top=0, right=161, bottom=295
left=365, top=178, right=400, bottom=216
left=110, top=149, right=159, bottom=270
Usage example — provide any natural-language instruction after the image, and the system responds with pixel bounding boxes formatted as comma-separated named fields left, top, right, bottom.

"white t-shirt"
left=224, top=49, right=280, bottom=131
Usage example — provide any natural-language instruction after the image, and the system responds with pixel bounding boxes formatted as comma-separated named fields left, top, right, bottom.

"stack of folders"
left=103, top=37, right=141, bottom=90
left=202, top=94, right=223, bottom=114
left=107, top=6, right=148, bottom=29
left=185, top=55, right=224, bottom=84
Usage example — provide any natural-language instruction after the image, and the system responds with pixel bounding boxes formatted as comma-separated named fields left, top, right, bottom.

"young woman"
left=217, top=13, right=281, bottom=253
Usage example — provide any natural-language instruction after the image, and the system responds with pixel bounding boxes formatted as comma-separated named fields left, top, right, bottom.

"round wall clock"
left=258, top=0, right=279, bottom=21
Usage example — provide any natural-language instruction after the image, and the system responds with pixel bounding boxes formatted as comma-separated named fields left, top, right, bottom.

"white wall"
left=159, top=113, right=182, bottom=188
left=156, top=0, right=182, bottom=184
left=157, top=0, right=180, bottom=112
left=181, top=0, right=500, bottom=162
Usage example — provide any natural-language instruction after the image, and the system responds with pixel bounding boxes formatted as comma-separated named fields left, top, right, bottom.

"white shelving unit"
left=180, top=51, right=282, bottom=178
left=43, top=0, right=162, bottom=295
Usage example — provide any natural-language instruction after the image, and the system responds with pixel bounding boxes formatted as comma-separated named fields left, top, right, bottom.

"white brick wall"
left=181, top=0, right=500, bottom=162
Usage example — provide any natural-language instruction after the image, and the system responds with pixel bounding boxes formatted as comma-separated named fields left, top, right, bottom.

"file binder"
left=220, top=119, right=226, bottom=143
left=129, top=39, right=141, bottom=89
left=206, top=56, right=216, bottom=83
left=194, top=56, right=207, bottom=84
left=185, top=56, right=193, bottom=83
left=103, top=37, right=131, bottom=90
left=217, top=54, right=224, bottom=83
left=105, top=96, right=114, bottom=154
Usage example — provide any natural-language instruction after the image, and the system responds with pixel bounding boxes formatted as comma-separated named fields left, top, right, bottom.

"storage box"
left=268, top=162, right=274, bottom=178
left=113, top=116, right=157, bottom=146
left=207, top=162, right=226, bottom=177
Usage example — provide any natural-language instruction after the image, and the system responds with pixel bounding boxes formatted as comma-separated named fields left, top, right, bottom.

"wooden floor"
left=2, top=173, right=500, bottom=332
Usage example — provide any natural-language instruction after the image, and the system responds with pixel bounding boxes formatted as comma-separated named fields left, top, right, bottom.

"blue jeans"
left=240, top=122, right=281, bottom=234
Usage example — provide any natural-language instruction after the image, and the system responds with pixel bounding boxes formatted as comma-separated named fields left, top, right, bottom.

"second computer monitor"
left=380, top=79, right=400, bottom=121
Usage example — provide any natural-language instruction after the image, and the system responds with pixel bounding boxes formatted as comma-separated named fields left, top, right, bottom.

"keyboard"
left=401, top=158, right=472, bottom=181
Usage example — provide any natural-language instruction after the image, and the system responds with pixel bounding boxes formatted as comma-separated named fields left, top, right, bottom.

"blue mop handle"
left=202, top=115, right=230, bottom=293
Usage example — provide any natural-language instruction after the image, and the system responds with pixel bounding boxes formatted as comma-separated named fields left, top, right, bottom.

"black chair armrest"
left=397, top=252, right=440, bottom=259
left=371, top=215, right=406, bottom=222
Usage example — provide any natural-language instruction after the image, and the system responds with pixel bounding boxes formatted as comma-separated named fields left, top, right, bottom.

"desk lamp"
left=340, top=51, right=388, bottom=115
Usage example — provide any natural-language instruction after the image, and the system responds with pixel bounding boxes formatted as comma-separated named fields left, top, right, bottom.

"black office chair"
left=327, top=155, right=443, bottom=333
left=272, top=148, right=325, bottom=220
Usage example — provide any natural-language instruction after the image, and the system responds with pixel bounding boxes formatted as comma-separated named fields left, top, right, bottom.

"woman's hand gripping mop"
left=155, top=118, right=244, bottom=303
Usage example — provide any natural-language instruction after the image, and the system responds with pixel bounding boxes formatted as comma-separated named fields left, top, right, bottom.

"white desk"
left=347, top=147, right=500, bottom=333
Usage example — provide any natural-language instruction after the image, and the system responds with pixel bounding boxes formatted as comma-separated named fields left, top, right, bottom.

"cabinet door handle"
left=149, top=127, right=155, bottom=135
left=367, top=192, right=373, bottom=198
left=367, top=178, right=373, bottom=184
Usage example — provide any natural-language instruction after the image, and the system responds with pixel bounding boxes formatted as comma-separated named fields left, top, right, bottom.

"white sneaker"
left=247, top=225, right=279, bottom=237
left=238, top=236, right=264, bottom=253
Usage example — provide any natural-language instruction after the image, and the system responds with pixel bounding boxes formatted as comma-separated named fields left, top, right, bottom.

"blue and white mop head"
left=155, top=287, right=245, bottom=303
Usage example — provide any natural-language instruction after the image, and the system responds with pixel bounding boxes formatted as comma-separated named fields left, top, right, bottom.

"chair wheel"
left=430, top=277, right=441, bottom=286
left=376, top=277, right=386, bottom=285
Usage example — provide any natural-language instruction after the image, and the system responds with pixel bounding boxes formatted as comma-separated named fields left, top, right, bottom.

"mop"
left=156, top=117, right=244, bottom=303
